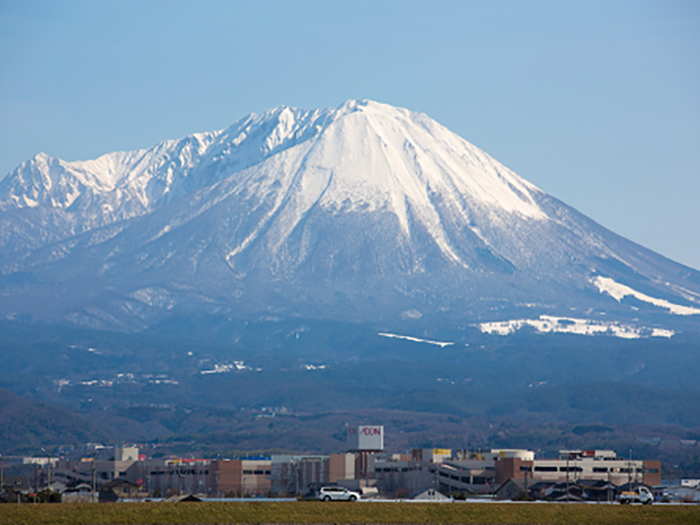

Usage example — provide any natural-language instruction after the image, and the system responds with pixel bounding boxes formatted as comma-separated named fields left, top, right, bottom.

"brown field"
left=0, top=501, right=699, bottom=525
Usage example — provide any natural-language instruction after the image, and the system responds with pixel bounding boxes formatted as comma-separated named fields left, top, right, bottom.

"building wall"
left=437, top=462, right=495, bottom=494
left=208, top=459, right=271, bottom=496
left=495, top=458, right=532, bottom=485
left=329, top=454, right=355, bottom=483
left=377, top=466, right=434, bottom=495
left=413, top=449, right=452, bottom=463
left=115, top=447, right=139, bottom=462
left=642, top=460, right=661, bottom=486
left=516, top=458, right=652, bottom=487
left=270, top=456, right=329, bottom=495
left=299, top=457, right=328, bottom=491
left=54, top=459, right=137, bottom=487
left=138, top=460, right=211, bottom=495
left=371, top=456, right=436, bottom=495
left=241, top=460, right=272, bottom=495
left=270, top=458, right=296, bottom=495
left=214, top=460, right=241, bottom=496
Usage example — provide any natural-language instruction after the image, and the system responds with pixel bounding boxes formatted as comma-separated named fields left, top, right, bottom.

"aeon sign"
left=347, top=425, right=384, bottom=451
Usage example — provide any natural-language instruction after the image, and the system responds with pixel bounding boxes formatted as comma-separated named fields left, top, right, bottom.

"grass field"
left=0, top=501, right=698, bottom=525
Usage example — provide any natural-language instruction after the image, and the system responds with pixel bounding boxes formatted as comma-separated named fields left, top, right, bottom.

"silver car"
left=316, top=486, right=361, bottom=501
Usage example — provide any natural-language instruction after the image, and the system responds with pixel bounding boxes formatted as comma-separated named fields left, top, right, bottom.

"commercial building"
left=24, top=439, right=663, bottom=501
left=495, top=449, right=661, bottom=488
left=370, top=453, right=434, bottom=496
left=270, top=454, right=357, bottom=495
left=127, top=457, right=272, bottom=496
left=53, top=446, right=140, bottom=488
left=52, top=448, right=273, bottom=497
left=423, top=448, right=660, bottom=496
left=208, top=459, right=271, bottom=496
left=435, top=449, right=533, bottom=495
left=133, top=458, right=212, bottom=496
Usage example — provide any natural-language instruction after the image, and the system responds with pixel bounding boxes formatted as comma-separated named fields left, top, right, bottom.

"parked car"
left=316, top=486, right=361, bottom=501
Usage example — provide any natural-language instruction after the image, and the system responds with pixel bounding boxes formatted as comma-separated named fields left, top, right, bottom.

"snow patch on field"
left=479, top=315, right=674, bottom=339
left=593, top=276, right=700, bottom=316
left=303, top=364, right=326, bottom=371
left=200, top=361, right=249, bottom=374
left=651, top=328, right=675, bottom=338
left=378, top=332, right=454, bottom=347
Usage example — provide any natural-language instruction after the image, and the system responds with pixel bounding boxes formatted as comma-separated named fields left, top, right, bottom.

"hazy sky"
left=1, top=0, right=699, bottom=269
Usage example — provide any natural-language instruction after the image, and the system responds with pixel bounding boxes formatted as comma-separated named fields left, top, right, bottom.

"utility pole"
left=92, top=449, right=97, bottom=503
left=46, top=448, right=51, bottom=492
left=293, top=459, right=299, bottom=496
left=628, top=449, right=632, bottom=488
left=566, top=454, right=570, bottom=503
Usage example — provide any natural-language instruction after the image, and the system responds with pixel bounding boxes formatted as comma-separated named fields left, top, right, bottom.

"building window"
left=593, top=467, right=608, bottom=473
left=559, top=466, right=582, bottom=472
left=534, top=466, right=558, bottom=472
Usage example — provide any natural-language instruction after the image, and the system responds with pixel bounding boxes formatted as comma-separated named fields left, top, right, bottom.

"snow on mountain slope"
left=0, top=106, right=317, bottom=214
left=1, top=100, right=699, bottom=333
left=0, top=105, right=333, bottom=254
left=202, top=100, right=549, bottom=271
left=480, top=315, right=676, bottom=339
left=592, top=276, right=700, bottom=315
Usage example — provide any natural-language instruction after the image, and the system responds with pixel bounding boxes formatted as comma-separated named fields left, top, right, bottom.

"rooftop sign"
left=348, top=425, right=384, bottom=451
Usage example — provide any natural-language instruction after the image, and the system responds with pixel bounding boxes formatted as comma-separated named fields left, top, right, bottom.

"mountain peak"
left=1, top=100, right=699, bottom=334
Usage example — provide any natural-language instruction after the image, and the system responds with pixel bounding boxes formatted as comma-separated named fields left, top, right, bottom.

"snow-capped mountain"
left=1, top=100, right=699, bottom=334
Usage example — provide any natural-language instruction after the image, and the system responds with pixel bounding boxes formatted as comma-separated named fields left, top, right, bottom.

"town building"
left=130, top=458, right=212, bottom=496
left=208, top=459, right=271, bottom=496
left=19, top=441, right=664, bottom=501
left=270, top=453, right=359, bottom=495
left=495, top=449, right=661, bottom=487
left=369, top=453, right=434, bottom=496
left=52, top=446, right=139, bottom=489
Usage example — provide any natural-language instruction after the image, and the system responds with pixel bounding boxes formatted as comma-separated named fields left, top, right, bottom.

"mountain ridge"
left=1, top=99, right=699, bottom=334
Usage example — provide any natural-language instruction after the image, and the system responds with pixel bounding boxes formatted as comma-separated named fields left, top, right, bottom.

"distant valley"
left=1, top=318, right=699, bottom=478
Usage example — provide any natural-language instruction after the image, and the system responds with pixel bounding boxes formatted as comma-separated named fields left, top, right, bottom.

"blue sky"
left=1, top=0, right=699, bottom=269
